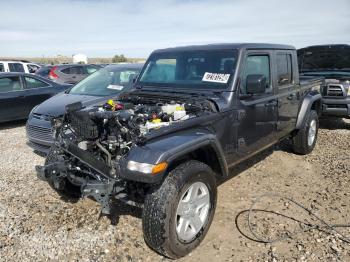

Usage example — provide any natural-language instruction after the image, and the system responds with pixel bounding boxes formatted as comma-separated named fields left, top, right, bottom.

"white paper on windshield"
left=202, top=72, right=230, bottom=84
left=107, top=85, right=124, bottom=90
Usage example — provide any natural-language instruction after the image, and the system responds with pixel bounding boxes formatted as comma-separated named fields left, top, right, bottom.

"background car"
left=47, top=64, right=101, bottom=84
left=0, top=73, right=71, bottom=123
left=35, top=65, right=54, bottom=78
left=0, top=60, right=41, bottom=74
left=26, top=63, right=143, bottom=154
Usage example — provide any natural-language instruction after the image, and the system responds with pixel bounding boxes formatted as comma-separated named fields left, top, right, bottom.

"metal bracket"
left=82, top=181, right=124, bottom=215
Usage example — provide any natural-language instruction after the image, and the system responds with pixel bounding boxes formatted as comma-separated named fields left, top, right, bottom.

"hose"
left=247, top=193, right=350, bottom=244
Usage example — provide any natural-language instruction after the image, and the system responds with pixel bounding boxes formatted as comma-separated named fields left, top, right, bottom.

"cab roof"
left=152, top=43, right=295, bottom=53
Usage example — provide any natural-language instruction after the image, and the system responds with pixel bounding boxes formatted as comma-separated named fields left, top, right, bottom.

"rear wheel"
left=142, top=160, right=217, bottom=259
left=292, top=110, right=319, bottom=155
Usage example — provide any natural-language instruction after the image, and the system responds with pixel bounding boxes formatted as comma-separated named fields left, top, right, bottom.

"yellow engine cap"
left=152, top=119, right=161, bottom=123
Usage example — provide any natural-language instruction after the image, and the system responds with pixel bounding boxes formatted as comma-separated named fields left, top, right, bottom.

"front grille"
left=26, top=124, right=53, bottom=142
left=327, top=85, right=344, bottom=97
left=326, top=104, right=348, bottom=109
left=32, top=113, right=52, bottom=121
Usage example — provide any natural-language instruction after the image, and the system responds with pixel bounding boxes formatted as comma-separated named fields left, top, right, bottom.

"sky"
left=0, top=0, right=349, bottom=58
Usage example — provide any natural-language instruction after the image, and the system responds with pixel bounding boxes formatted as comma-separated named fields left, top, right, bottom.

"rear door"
left=0, top=75, right=26, bottom=121
left=236, top=51, right=278, bottom=158
left=275, top=51, right=300, bottom=136
left=22, top=75, right=53, bottom=116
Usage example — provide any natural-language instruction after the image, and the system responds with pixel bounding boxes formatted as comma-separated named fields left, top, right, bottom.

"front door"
left=236, top=52, right=278, bottom=158
left=0, top=75, right=26, bottom=122
left=22, top=75, right=52, bottom=116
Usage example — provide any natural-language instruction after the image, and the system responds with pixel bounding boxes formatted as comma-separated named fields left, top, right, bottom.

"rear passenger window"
left=27, top=64, right=40, bottom=74
left=25, top=77, right=49, bottom=89
left=241, top=55, right=271, bottom=94
left=277, top=54, right=292, bottom=85
left=9, top=63, right=25, bottom=73
left=86, top=65, right=99, bottom=74
left=0, top=76, right=22, bottom=92
left=61, top=66, right=83, bottom=74
left=0, top=63, right=4, bottom=72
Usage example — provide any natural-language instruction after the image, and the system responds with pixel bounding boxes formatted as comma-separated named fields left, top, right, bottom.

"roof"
left=152, top=43, right=295, bottom=53
left=104, top=63, right=144, bottom=70
left=0, top=72, right=33, bottom=77
left=0, top=72, right=58, bottom=84
left=0, top=60, right=36, bottom=64
left=298, top=44, right=350, bottom=51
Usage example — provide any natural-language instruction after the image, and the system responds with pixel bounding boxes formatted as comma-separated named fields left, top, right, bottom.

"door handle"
left=265, top=100, right=278, bottom=107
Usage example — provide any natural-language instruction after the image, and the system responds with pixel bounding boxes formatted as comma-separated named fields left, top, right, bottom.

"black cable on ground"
left=247, top=193, right=350, bottom=244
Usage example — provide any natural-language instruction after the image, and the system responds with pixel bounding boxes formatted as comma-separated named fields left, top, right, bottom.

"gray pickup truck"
left=298, top=44, right=350, bottom=118
left=36, top=43, right=323, bottom=258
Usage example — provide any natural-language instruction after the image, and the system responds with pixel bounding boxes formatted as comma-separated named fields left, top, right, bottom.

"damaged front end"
left=36, top=94, right=215, bottom=214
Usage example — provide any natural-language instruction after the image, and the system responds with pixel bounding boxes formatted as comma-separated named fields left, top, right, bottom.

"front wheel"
left=292, top=110, right=319, bottom=155
left=142, top=160, right=217, bottom=259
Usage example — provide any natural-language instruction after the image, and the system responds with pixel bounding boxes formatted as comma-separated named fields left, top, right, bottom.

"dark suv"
left=48, top=64, right=101, bottom=84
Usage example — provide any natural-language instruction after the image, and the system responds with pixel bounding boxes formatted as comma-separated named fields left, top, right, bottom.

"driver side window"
left=241, top=55, right=271, bottom=94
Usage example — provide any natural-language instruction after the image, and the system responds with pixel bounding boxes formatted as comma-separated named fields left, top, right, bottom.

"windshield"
left=69, top=66, right=140, bottom=96
left=138, top=49, right=238, bottom=89
left=298, top=47, right=350, bottom=72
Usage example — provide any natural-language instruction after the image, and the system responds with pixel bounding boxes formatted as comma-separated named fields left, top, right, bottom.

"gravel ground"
left=0, top=119, right=349, bottom=261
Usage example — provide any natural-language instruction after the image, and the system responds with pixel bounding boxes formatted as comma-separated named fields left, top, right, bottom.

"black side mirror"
left=246, top=74, right=267, bottom=94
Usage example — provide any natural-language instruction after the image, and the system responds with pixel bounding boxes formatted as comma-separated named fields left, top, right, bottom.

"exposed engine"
left=54, top=96, right=215, bottom=169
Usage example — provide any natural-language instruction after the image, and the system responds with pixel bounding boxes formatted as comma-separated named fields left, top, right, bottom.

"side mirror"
left=246, top=74, right=267, bottom=94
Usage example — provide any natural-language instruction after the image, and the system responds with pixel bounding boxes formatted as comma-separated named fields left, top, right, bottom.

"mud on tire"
left=292, top=110, right=319, bottom=155
left=142, top=160, right=217, bottom=259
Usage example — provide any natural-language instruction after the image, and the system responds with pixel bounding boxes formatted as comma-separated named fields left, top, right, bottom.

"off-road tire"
left=142, top=160, right=217, bottom=259
left=292, top=110, right=319, bottom=155
left=45, top=146, right=81, bottom=199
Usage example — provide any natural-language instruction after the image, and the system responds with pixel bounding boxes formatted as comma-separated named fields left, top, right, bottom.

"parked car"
left=0, top=60, right=41, bottom=74
left=35, top=65, right=54, bottom=78
left=0, top=73, right=71, bottom=123
left=26, top=63, right=143, bottom=154
left=298, top=44, right=350, bottom=118
left=36, top=43, right=323, bottom=258
left=47, top=64, right=101, bottom=84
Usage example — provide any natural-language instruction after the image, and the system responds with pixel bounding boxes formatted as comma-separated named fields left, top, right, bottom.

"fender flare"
left=161, top=134, right=229, bottom=177
left=295, top=92, right=322, bottom=129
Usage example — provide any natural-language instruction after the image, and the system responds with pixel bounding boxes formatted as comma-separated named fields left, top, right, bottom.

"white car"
left=0, top=60, right=41, bottom=74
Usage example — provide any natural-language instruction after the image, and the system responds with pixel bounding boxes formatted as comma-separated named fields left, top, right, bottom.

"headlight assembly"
left=127, top=160, right=167, bottom=175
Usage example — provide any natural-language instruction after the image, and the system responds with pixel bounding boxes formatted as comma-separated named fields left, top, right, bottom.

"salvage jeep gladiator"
left=36, top=43, right=323, bottom=258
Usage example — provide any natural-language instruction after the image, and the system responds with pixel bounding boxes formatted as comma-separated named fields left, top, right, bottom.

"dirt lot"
left=0, top=119, right=349, bottom=261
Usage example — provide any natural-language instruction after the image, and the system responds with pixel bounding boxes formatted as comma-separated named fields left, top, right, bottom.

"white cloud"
left=0, top=0, right=349, bottom=57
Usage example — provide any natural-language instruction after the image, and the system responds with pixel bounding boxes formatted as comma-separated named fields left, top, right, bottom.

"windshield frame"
left=137, top=49, right=239, bottom=91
